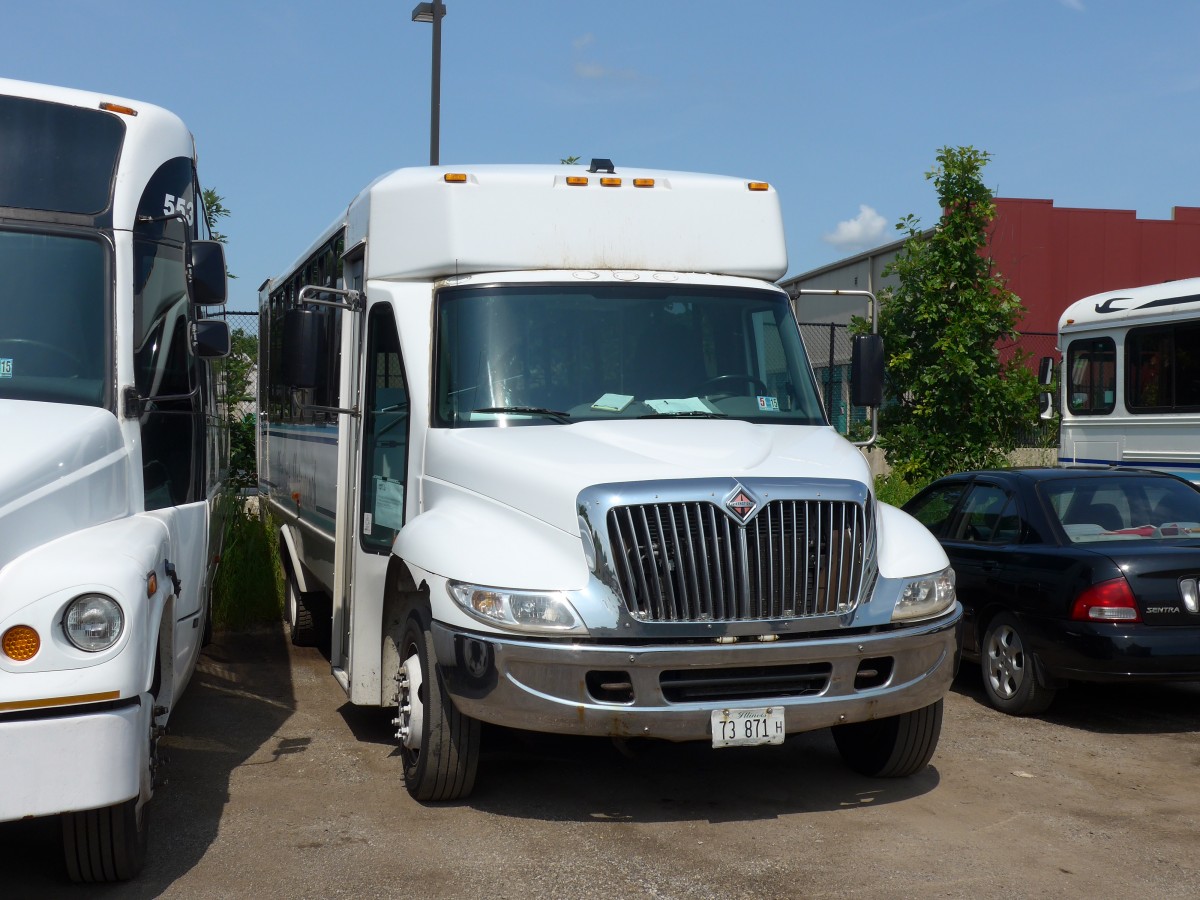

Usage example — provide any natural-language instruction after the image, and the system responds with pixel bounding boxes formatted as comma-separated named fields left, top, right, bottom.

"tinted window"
left=1126, top=322, right=1200, bottom=413
left=953, top=484, right=1012, bottom=542
left=1066, top=336, right=1115, bottom=415
left=906, top=484, right=967, bottom=537
left=1042, top=476, right=1200, bottom=543
left=0, top=94, right=124, bottom=214
left=0, top=228, right=108, bottom=406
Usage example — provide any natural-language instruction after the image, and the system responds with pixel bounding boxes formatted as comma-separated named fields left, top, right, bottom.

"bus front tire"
left=395, top=605, right=480, bottom=801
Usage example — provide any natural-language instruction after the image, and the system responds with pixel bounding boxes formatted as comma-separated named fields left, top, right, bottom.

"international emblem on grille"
left=726, top=486, right=758, bottom=522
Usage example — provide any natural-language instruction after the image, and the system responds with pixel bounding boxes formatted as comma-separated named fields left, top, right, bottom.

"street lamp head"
left=411, top=2, right=446, bottom=23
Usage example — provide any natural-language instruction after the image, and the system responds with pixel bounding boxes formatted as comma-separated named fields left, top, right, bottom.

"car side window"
left=906, top=484, right=966, bottom=537
left=951, top=484, right=1013, bottom=543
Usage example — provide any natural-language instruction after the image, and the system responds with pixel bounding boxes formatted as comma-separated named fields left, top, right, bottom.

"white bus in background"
left=258, top=161, right=961, bottom=802
left=0, top=78, right=230, bottom=881
left=1053, top=277, right=1200, bottom=481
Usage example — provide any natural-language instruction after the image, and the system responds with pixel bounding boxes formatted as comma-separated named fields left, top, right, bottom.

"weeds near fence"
left=212, top=492, right=283, bottom=629
left=874, top=472, right=928, bottom=507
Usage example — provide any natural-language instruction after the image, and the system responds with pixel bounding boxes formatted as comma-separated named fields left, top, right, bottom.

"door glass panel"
left=360, top=305, right=409, bottom=553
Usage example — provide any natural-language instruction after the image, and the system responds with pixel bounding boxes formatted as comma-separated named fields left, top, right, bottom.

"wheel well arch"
left=380, top=558, right=429, bottom=705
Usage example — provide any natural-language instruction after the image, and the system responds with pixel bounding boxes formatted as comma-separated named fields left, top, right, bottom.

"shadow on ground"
left=0, top=625, right=295, bottom=897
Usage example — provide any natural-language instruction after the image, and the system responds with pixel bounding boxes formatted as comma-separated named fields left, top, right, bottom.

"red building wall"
left=987, top=199, right=1200, bottom=335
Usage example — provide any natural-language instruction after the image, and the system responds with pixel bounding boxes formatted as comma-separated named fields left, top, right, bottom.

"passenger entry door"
left=339, top=298, right=411, bottom=702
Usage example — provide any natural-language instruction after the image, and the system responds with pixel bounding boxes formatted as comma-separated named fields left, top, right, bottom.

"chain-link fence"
left=799, top=323, right=1060, bottom=445
left=218, top=308, right=260, bottom=337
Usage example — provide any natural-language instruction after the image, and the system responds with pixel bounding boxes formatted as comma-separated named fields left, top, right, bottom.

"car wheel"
left=981, top=613, right=1056, bottom=715
left=831, top=699, right=943, bottom=777
left=286, top=573, right=316, bottom=647
left=394, top=603, right=480, bottom=801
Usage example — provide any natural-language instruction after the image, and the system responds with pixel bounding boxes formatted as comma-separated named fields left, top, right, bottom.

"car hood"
left=0, top=400, right=130, bottom=573
left=423, top=420, right=870, bottom=534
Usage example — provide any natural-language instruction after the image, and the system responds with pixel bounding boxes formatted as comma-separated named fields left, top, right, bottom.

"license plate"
left=711, top=706, right=785, bottom=748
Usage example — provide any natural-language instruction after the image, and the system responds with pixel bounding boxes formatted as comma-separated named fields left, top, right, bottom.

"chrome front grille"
left=606, top=497, right=875, bottom=624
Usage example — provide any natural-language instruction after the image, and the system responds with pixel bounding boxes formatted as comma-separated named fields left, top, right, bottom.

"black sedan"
left=902, top=467, right=1200, bottom=715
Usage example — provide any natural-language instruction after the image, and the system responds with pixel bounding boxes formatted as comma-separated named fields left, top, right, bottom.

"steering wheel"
left=0, top=338, right=84, bottom=372
left=697, top=374, right=768, bottom=396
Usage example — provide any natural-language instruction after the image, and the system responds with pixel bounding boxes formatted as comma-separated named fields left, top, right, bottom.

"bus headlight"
left=63, top=594, right=124, bottom=652
left=448, top=581, right=588, bottom=634
left=892, top=568, right=956, bottom=622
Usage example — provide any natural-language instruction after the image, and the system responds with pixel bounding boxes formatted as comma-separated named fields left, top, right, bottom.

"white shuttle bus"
left=258, top=161, right=960, bottom=801
left=1055, top=277, right=1200, bottom=481
left=0, top=79, right=230, bottom=881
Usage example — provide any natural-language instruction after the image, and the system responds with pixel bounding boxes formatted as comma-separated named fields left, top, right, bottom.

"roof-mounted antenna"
left=588, top=158, right=615, bottom=174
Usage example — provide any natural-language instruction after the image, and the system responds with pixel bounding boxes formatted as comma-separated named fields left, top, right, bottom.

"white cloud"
left=823, top=205, right=888, bottom=249
left=1059, top=0, right=1085, bottom=10
left=573, top=33, right=594, bottom=51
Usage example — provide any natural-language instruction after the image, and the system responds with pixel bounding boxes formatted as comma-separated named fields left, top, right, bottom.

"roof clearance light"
left=566, top=176, right=589, bottom=186
left=444, top=173, right=468, bottom=183
left=748, top=182, right=770, bottom=192
left=99, top=102, right=138, bottom=117
left=600, top=177, right=622, bottom=187
left=633, top=178, right=655, bottom=188
left=2, top=625, right=40, bottom=662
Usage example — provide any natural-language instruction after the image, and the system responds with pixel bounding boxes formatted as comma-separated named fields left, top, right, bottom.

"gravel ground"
left=5, top=624, right=1200, bottom=899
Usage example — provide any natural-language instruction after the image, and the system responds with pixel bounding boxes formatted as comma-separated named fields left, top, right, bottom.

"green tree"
left=202, top=187, right=231, bottom=243
left=874, top=146, right=1039, bottom=483
left=560, top=155, right=581, bottom=165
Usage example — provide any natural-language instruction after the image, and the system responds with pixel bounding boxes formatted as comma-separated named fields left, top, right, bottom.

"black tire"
left=832, top=699, right=944, bottom=777
left=286, top=573, right=316, bottom=647
left=981, top=613, right=1056, bottom=715
left=62, top=797, right=148, bottom=883
left=395, top=604, right=480, bottom=801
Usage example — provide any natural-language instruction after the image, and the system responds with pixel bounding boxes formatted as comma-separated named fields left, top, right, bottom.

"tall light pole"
left=411, top=1, right=447, bottom=166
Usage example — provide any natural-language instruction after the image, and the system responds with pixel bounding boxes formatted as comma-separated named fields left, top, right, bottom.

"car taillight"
left=1070, top=576, right=1141, bottom=623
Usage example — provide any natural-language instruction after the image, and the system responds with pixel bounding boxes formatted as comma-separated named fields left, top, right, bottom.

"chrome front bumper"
left=432, top=606, right=961, bottom=742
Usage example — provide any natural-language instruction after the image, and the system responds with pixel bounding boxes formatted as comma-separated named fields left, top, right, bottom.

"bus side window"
left=1066, top=336, right=1115, bottom=415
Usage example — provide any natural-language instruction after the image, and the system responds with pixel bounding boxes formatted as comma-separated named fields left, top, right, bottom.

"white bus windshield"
left=0, top=228, right=108, bottom=406
left=434, top=284, right=827, bottom=427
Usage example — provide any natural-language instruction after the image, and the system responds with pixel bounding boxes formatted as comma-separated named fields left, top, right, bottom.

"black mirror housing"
left=282, top=308, right=325, bottom=389
left=1037, top=355, right=1054, bottom=386
left=850, top=334, right=885, bottom=408
left=191, top=319, right=230, bottom=358
left=190, top=240, right=228, bottom=306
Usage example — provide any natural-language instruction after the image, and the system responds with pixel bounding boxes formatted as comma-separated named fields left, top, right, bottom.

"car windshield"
left=0, top=228, right=109, bottom=406
left=1041, top=475, right=1200, bottom=543
left=434, top=283, right=827, bottom=427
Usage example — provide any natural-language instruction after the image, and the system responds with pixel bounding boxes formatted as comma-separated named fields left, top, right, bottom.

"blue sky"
left=6, top=1, right=1199, bottom=309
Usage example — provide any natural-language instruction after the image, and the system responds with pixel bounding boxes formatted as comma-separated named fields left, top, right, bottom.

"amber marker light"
left=600, top=177, right=622, bottom=187
left=632, top=179, right=655, bottom=188
left=147, top=571, right=158, bottom=597
left=748, top=182, right=770, bottom=191
left=565, top=176, right=589, bottom=186
left=444, top=173, right=468, bottom=183
left=2, top=625, right=40, bottom=662
left=99, top=101, right=138, bottom=117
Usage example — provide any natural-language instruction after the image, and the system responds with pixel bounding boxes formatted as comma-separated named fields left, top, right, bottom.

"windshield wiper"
left=472, top=406, right=572, bottom=423
left=638, top=410, right=727, bottom=419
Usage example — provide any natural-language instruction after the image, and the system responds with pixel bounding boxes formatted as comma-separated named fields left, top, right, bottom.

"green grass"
left=212, top=494, right=284, bottom=629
